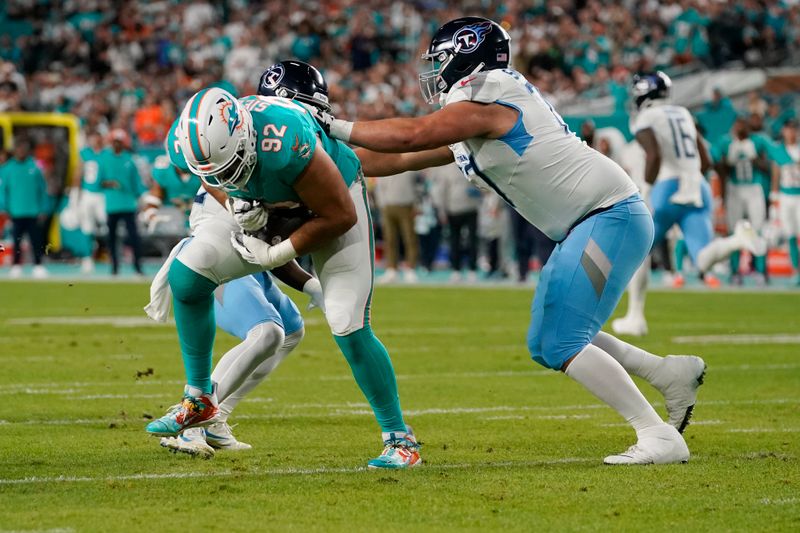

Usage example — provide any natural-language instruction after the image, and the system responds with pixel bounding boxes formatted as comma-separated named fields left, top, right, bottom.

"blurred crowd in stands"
left=3, top=0, right=800, bottom=129
left=3, top=0, right=800, bottom=284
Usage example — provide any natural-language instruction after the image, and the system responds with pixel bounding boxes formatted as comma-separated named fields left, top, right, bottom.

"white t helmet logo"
left=452, top=22, right=492, bottom=54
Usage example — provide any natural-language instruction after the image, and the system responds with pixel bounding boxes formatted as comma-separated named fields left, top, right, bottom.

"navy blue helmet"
left=630, top=71, right=672, bottom=109
left=419, top=17, right=511, bottom=104
left=258, top=60, right=331, bottom=112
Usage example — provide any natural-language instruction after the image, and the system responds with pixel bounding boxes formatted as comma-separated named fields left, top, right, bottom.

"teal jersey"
left=80, top=146, right=104, bottom=193
left=712, top=134, right=772, bottom=185
left=0, top=157, right=48, bottom=217
left=152, top=154, right=201, bottom=209
left=97, top=149, right=144, bottom=213
left=771, top=142, right=800, bottom=195
left=230, top=96, right=361, bottom=206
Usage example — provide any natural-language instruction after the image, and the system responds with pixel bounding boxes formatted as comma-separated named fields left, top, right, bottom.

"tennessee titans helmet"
left=258, top=60, right=331, bottom=112
left=631, top=71, right=672, bottom=110
left=419, top=17, right=511, bottom=104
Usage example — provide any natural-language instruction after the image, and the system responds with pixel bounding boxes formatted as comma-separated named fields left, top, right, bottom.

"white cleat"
left=205, top=421, right=252, bottom=451
left=9, top=265, right=22, bottom=279
left=651, top=355, right=706, bottom=433
left=733, top=220, right=767, bottom=256
left=80, top=257, right=95, bottom=274
left=402, top=268, right=418, bottom=284
left=377, top=268, right=398, bottom=284
left=604, top=424, right=690, bottom=465
left=160, top=427, right=215, bottom=458
left=32, top=265, right=48, bottom=279
left=611, top=315, right=648, bottom=337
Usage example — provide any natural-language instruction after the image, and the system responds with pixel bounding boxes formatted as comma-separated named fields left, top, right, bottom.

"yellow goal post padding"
left=0, top=113, right=81, bottom=251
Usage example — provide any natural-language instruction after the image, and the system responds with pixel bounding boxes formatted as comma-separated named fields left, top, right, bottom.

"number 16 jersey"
left=631, top=103, right=704, bottom=185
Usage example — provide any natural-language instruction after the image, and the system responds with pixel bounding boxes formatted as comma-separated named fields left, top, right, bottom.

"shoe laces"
left=212, top=421, right=235, bottom=435
left=382, top=436, right=421, bottom=452
left=180, top=394, right=203, bottom=415
left=620, top=444, right=641, bottom=458
left=165, top=403, right=182, bottom=416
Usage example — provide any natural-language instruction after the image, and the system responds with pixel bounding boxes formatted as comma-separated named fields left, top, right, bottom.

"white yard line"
left=4, top=358, right=798, bottom=394
left=672, top=333, right=800, bottom=345
left=0, top=457, right=593, bottom=486
left=726, top=427, right=800, bottom=433
left=3, top=398, right=797, bottom=427
left=761, top=497, right=800, bottom=505
left=6, top=316, right=174, bottom=327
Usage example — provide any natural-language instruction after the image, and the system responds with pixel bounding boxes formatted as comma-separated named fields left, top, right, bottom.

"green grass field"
left=0, top=280, right=798, bottom=532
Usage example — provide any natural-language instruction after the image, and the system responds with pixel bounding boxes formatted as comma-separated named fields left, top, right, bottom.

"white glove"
left=302, top=277, right=326, bottom=312
left=231, top=231, right=297, bottom=269
left=228, top=197, right=269, bottom=232
left=305, top=105, right=353, bottom=142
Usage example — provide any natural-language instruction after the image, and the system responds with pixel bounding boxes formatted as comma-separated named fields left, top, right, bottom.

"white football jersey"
left=632, top=103, right=704, bottom=184
left=444, top=69, right=637, bottom=241
left=189, top=186, right=236, bottom=232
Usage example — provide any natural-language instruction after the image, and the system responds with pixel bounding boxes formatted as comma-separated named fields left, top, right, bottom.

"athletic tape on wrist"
left=331, top=119, right=354, bottom=142
left=271, top=239, right=298, bottom=267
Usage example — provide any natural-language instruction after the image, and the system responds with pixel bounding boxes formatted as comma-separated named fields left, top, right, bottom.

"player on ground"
left=613, top=72, right=765, bottom=336
left=146, top=85, right=421, bottom=469
left=311, top=17, right=707, bottom=464
left=771, top=120, right=800, bottom=284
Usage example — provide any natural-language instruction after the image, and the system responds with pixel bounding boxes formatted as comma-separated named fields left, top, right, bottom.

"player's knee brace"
left=168, top=259, right=217, bottom=304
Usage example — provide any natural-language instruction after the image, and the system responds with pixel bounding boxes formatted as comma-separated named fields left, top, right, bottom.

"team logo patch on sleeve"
left=452, top=21, right=493, bottom=54
left=292, top=135, right=312, bottom=159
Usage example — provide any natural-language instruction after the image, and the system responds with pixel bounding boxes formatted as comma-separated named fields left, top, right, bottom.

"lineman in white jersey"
left=313, top=17, right=707, bottom=465
left=613, top=72, right=764, bottom=337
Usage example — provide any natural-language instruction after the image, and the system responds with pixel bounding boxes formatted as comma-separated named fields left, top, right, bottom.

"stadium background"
left=1, top=3, right=799, bottom=531
left=1, top=0, right=800, bottom=284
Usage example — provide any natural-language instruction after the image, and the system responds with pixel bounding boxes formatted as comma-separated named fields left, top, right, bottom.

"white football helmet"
left=177, top=87, right=257, bottom=191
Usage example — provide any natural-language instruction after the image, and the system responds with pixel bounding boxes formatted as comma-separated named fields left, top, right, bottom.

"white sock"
left=592, top=331, right=662, bottom=382
left=624, top=255, right=649, bottom=319
left=565, top=344, right=663, bottom=433
left=212, top=321, right=285, bottom=405
left=696, top=235, right=741, bottom=272
left=217, top=327, right=304, bottom=420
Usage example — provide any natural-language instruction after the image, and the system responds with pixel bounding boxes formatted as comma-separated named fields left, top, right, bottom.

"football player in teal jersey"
left=147, top=84, right=422, bottom=469
left=770, top=120, right=800, bottom=283
left=141, top=120, right=201, bottom=232
left=77, top=131, right=106, bottom=273
left=713, top=117, right=772, bottom=283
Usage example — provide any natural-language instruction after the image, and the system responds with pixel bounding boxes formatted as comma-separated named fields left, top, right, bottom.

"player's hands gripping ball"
left=228, top=197, right=269, bottom=233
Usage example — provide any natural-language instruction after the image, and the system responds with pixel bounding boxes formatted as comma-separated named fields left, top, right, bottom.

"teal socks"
left=168, top=259, right=218, bottom=393
left=674, top=239, right=687, bottom=273
left=790, top=237, right=799, bottom=270
left=334, top=326, right=406, bottom=433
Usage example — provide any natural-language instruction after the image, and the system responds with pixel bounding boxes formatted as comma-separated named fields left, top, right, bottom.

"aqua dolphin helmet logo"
left=452, top=21, right=493, bottom=54
left=217, top=95, right=241, bottom=135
